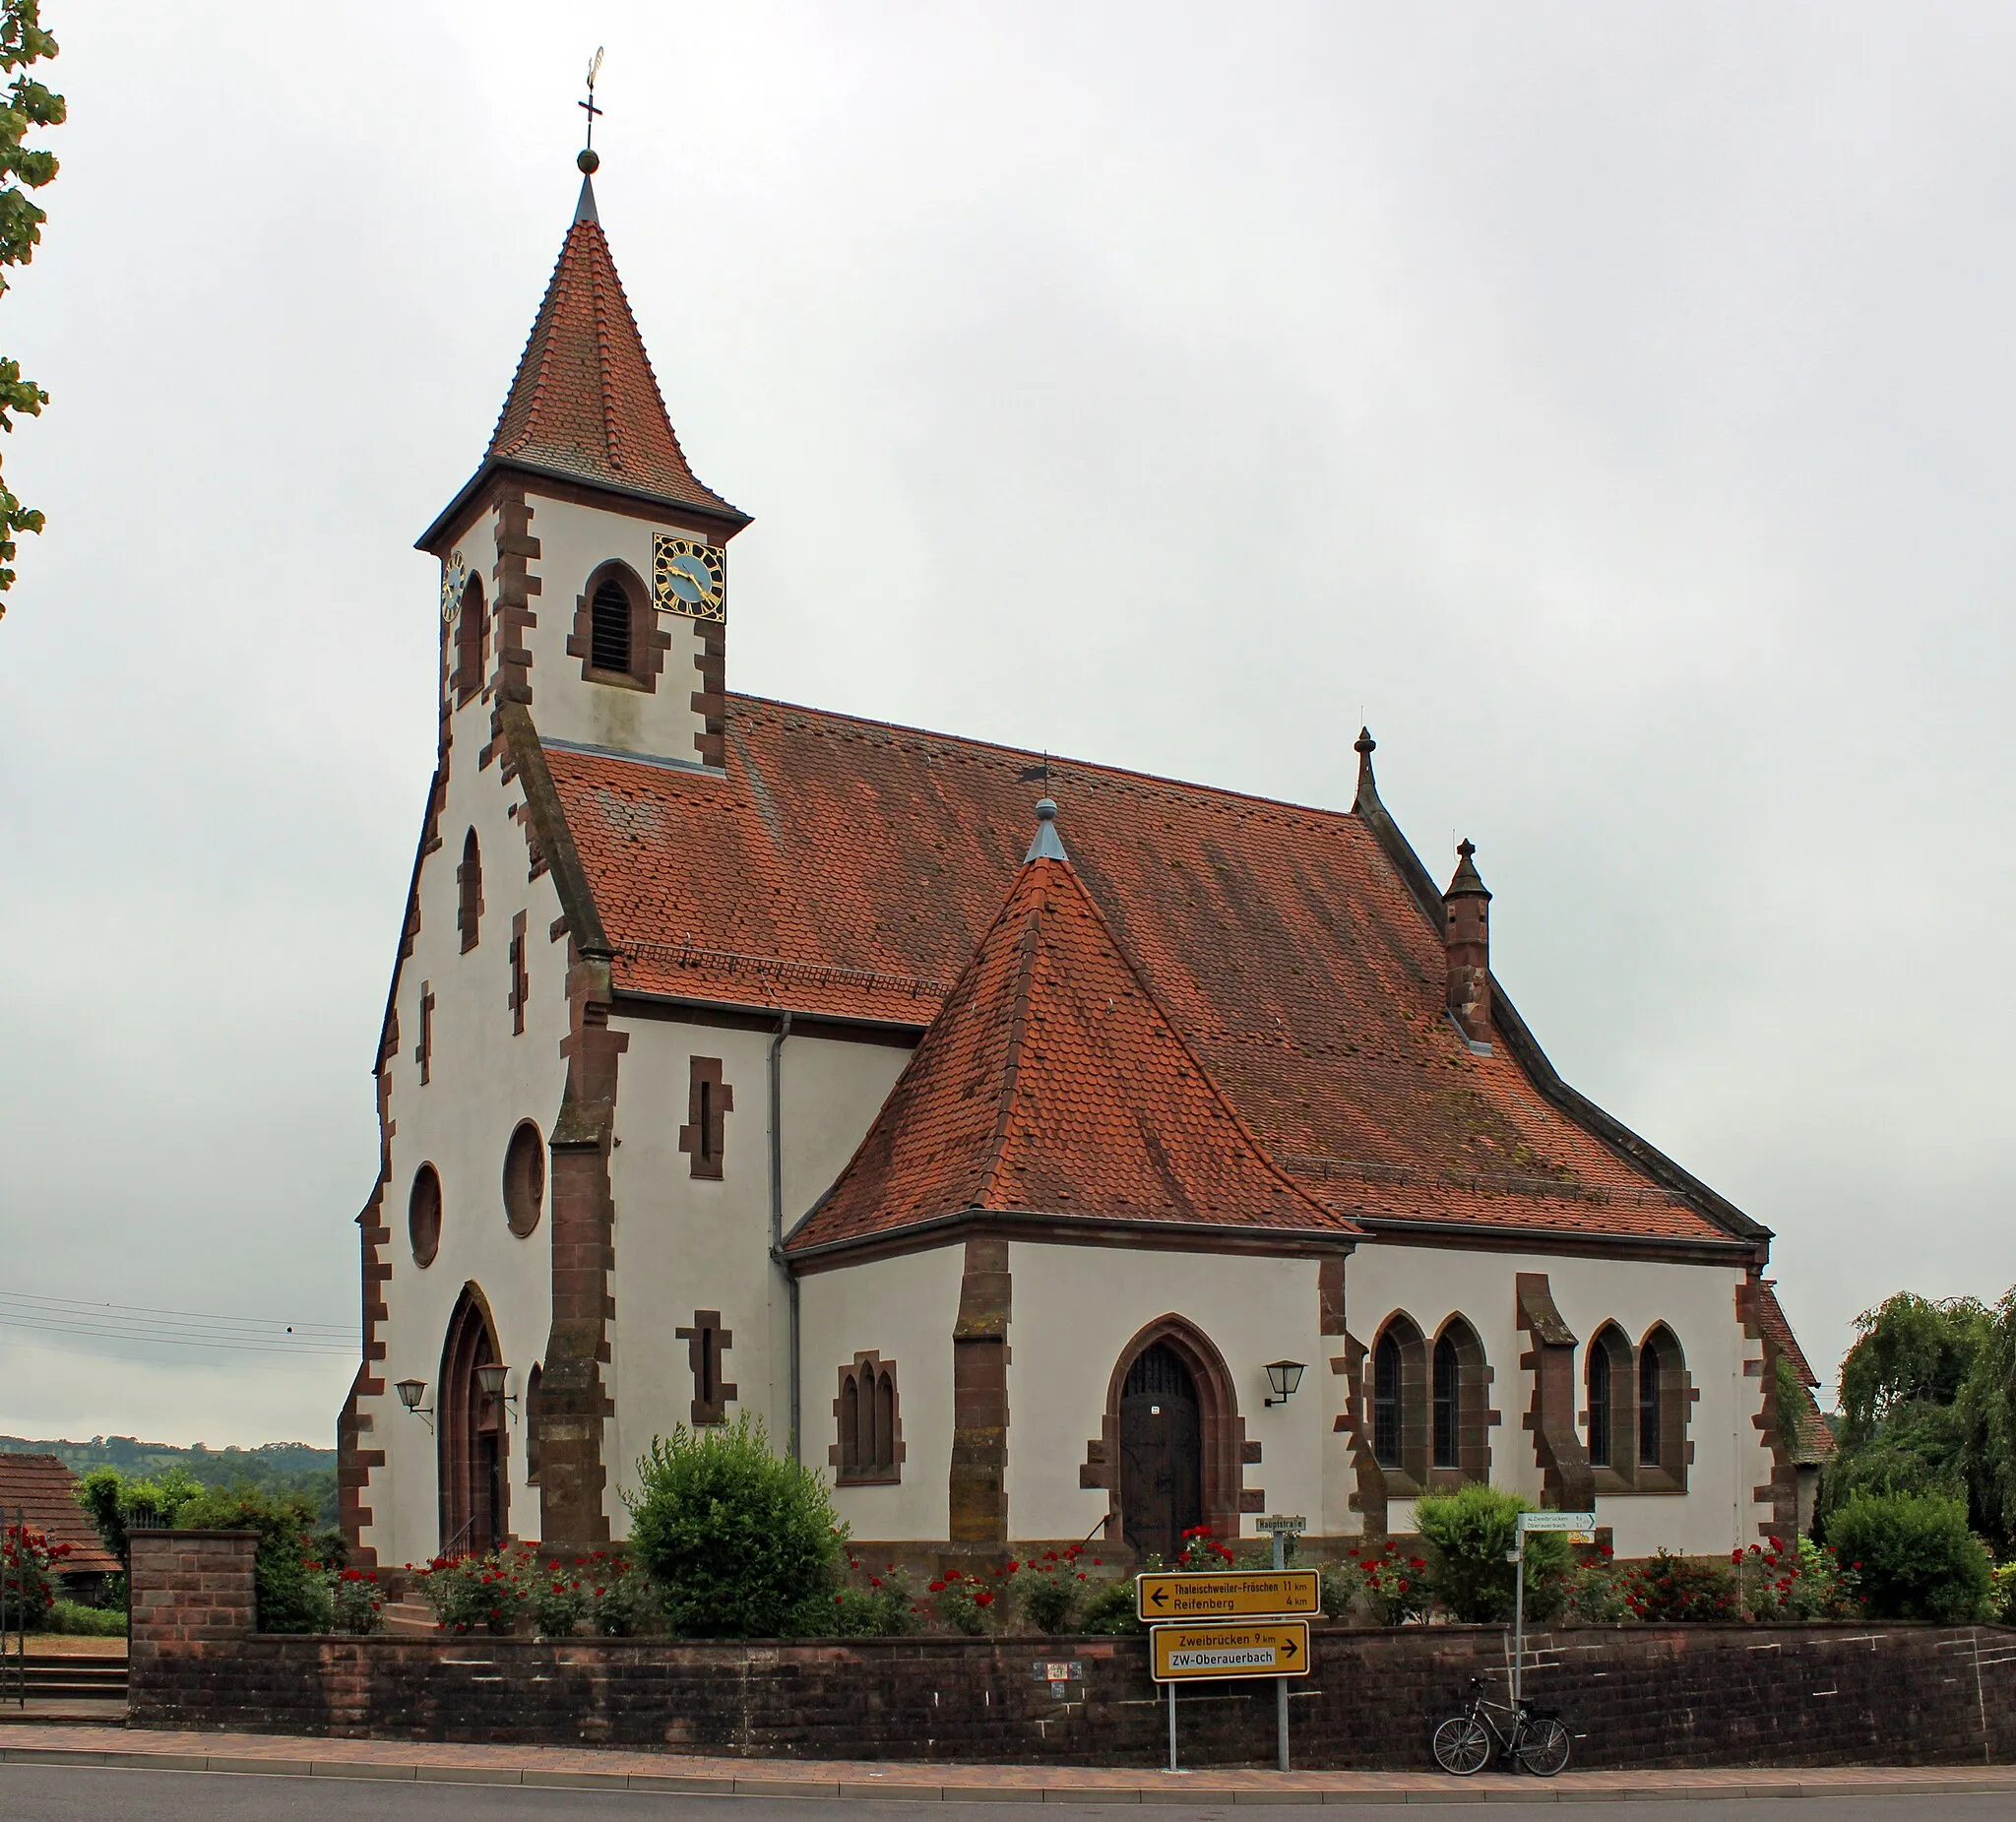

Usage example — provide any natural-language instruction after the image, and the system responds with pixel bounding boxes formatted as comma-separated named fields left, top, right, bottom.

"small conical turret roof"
left=1444, top=837, right=1491, bottom=901
left=786, top=803, right=1359, bottom=1255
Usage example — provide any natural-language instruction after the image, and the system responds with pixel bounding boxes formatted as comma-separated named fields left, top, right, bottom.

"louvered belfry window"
left=590, top=576, right=632, bottom=672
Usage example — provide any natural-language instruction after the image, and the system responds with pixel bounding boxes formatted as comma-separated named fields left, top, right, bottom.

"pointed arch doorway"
left=1119, top=1344, right=1203, bottom=1562
left=1106, top=1318, right=1244, bottom=1563
left=439, top=1285, right=508, bottom=1557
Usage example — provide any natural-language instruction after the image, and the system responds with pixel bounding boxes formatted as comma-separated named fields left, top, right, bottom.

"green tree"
left=1820, top=1291, right=1993, bottom=1539
left=0, top=0, right=60, bottom=608
left=625, top=1416, right=844, bottom=1638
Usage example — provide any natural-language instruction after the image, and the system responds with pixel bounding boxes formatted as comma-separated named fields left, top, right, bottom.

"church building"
left=338, top=160, right=1815, bottom=1571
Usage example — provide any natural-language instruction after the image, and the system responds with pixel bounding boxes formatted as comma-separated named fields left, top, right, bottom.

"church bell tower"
left=415, top=146, right=749, bottom=773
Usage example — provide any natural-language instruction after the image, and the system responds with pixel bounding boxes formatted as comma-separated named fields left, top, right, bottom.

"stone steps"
left=379, top=1601, right=440, bottom=1636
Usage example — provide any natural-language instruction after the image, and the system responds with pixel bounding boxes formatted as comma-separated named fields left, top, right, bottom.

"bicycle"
left=1430, top=1677, right=1572, bottom=1777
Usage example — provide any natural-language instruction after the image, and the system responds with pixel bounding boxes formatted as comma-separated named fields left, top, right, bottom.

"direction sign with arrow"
left=1150, top=1619, right=1313, bottom=1683
left=1135, top=1568, right=1322, bottom=1621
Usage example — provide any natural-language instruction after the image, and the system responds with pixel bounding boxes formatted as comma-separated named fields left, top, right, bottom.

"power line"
left=0, top=1311, right=356, bottom=1357
left=1, top=1290, right=350, bottom=1337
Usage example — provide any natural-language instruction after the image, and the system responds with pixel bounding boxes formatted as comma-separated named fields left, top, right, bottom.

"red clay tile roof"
left=483, top=188, right=742, bottom=523
left=541, top=696, right=1748, bottom=1248
left=788, top=835, right=1359, bottom=1252
left=0, top=1454, right=120, bottom=1575
left=1757, top=1281, right=1818, bottom=1386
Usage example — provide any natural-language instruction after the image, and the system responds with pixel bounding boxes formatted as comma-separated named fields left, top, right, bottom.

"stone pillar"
left=129, top=1529, right=259, bottom=1663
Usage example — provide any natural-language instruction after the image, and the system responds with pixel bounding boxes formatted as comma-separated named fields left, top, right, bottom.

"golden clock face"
left=439, top=552, right=467, bottom=625
left=653, top=534, right=726, bottom=623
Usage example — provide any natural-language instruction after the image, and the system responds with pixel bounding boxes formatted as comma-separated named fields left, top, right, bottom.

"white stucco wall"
left=796, top=1245, right=967, bottom=1541
left=1347, top=1241, right=1769, bottom=1557
left=359, top=536, right=572, bottom=1567
left=1006, top=1242, right=1328, bottom=1545
left=520, top=490, right=724, bottom=764
left=602, top=1018, right=913, bottom=1535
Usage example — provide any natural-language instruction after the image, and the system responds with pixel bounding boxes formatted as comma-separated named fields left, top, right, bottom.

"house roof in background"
left=0, top=1454, right=120, bottom=1575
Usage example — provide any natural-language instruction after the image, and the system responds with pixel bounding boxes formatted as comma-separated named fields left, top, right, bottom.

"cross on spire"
left=578, top=46, right=605, bottom=173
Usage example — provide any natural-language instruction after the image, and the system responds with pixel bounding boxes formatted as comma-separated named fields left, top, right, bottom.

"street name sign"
left=1135, top=1568, right=1323, bottom=1621
left=1151, top=1619, right=1312, bottom=1683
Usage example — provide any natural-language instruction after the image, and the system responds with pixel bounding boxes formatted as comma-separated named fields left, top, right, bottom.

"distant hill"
left=0, top=1436, right=339, bottom=1527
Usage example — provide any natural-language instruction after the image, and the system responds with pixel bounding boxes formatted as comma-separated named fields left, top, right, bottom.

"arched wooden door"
left=1118, top=1343, right=1204, bottom=1563
left=439, top=1287, right=507, bottom=1558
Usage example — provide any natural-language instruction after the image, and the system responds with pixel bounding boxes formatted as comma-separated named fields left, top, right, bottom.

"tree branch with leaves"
left=0, top=0, right=61, bottom=614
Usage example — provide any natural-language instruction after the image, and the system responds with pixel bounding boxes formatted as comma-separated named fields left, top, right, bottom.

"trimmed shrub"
left=1415, top=1484, right=1570, bottom=1623
left=626, top=1417, right=843, bottom=1638
left=1823, top=1491, right=1993, bottom=1623
left=49, top=1599, right=126, bottom=1637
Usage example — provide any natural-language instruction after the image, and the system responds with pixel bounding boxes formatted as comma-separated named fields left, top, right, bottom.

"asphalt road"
left=6, top=1766, right=2016, bottom=1821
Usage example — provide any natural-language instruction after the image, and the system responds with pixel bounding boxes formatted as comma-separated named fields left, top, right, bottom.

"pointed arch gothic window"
left=453, top=576, right=487, bottom=703
left=833, top=1352, right=902, bottom=1484
left=571, top=561, right=661, bottom=689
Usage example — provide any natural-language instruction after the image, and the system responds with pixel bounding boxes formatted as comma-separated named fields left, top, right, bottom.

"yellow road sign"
left=1135, top=1568, right=1322, bottom=1621
left=1151, top=1619, right=1313, bottom=1682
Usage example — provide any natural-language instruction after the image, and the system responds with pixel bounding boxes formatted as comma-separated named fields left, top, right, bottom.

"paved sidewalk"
left=6, top=1724, right=2016, bottom=1803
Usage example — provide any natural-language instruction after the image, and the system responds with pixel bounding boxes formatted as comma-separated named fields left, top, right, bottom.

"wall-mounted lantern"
left=475, top=1360, right=520, bottom=1425
left=395, top=1377, right=434, bottom=1431
left=1263, top=1359, right=1306, bottom=1407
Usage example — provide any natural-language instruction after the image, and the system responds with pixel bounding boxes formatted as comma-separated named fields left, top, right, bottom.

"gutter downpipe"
left=768, top=1012, right=797, bottom=1462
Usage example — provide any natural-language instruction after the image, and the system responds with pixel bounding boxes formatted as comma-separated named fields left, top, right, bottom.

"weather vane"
left=578, top=46, right=605, bottom=173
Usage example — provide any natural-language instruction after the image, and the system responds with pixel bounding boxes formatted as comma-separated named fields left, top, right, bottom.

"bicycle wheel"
left=1515, top=1715, right=1571, bottom=1778
left=1431, top=1713, right=1493, bottom=1776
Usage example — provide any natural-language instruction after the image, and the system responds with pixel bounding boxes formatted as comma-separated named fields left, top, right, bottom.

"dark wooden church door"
left=1118, top=1343, right=1203, bottom=1563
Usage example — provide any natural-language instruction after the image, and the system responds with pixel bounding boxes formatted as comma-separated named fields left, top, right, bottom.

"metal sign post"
left=1510, top=1511, right=1595, bottom=1705
left=1257, top=1514, right=1307, bottom=1772
left=1149, top=1514, right=1315, bottom=1778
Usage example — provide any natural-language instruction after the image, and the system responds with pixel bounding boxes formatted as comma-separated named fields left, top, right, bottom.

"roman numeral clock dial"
left=653, top=534, right=726, bottom=622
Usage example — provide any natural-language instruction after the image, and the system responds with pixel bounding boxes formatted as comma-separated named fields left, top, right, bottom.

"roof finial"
left=575, top=46, right=604, bottom=222
left=1025, top=795, right=1069, bottom=864
left=1352, top=725, right=1379, bottom=814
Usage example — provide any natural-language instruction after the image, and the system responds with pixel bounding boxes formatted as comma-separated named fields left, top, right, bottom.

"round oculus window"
left=409, top=1163, right=442, bottom=1268
left=503, top=1121, right=544, bottom=1237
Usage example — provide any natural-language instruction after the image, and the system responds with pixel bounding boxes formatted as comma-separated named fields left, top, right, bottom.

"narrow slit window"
left=1639, top=1343, right=1661, bottom=1467
left=1588, top=1340, right=1612, bottom=1468
left=1432, top=1335, right=1459, bottom=1469
left=1372, top=1331, right=1403, bottom=1470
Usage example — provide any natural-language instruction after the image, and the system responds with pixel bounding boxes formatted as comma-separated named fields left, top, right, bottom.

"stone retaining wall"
left=126, top=1532, right=2016, bottom=1770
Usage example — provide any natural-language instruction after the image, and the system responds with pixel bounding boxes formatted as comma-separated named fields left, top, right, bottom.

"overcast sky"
left=2, top=2, right=2011, bottom=1447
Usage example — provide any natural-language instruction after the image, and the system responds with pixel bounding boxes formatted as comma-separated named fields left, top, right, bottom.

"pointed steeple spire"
left=419, top=163, right=747, bottom=551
